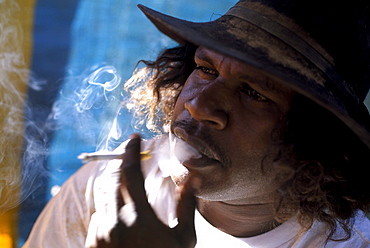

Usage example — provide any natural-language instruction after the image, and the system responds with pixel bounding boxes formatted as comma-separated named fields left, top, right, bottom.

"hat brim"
left=138, top=4, right=370, bottom=148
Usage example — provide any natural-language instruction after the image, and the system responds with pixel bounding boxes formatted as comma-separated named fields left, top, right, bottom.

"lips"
left=173, top=127, right=223, bottom=168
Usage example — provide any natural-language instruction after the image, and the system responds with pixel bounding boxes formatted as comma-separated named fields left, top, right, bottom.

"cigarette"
left=78, top=150, right=151, bottom=163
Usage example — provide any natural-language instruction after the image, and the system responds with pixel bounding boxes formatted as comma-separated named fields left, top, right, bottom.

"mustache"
left=171, top=119, right=231, bottom=167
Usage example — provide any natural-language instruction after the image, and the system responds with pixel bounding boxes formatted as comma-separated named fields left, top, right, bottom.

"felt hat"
left=138, top=0, right=370, bottom=148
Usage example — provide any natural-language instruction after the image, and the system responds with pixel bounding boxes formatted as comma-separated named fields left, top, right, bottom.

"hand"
left=96, top=134, right=197, bottom=248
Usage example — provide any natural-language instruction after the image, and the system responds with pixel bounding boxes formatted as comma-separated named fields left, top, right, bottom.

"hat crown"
left=232, top=0, right=370, bottom=101
left=138, top=0, right=370, bottom=147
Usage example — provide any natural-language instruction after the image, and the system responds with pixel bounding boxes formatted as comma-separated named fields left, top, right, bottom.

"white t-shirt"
left=23, top=136, right=370, bottom=248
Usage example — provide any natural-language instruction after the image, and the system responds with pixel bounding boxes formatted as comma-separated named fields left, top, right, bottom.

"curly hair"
left=125, top=43, right=370, bottom=241
left=124, top=43, right=196, bottom=133
left=274, top=95, right=370, bottom=241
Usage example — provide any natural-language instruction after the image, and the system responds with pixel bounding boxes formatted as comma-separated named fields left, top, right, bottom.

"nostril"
left=206, top=120, right=221, bottom=127
left=205, top=112, right=228, bottom=130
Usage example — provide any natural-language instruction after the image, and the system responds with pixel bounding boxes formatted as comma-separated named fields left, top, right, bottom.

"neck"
left=197, top=196, right=290, bottom=237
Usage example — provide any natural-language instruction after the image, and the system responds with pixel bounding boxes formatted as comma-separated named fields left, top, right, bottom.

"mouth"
left=173, top=127, right=223, bottom=168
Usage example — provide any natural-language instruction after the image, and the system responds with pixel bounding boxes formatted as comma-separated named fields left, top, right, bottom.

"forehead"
left=195, top=46, right=295, bottom=98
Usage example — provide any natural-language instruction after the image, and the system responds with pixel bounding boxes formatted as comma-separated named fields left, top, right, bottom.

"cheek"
left=229, top=114, right=279, bottom=152
left=172, top=76, right=201, bottom=119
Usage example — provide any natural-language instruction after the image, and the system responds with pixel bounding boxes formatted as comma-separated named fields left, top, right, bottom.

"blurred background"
left=0, top=0, right=238, bottom=247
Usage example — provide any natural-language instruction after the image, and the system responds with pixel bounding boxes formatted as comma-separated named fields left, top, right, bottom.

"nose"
left=184, top=87, right=228, bottom=130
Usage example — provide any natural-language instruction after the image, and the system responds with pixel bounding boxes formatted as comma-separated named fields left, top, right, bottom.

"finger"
left=175, top=176, right=200, bottom=245
left=96, top=220, right=127, bottom=247
left=116, top=184, right=125, bottom=211
left=121, top=133, right=153, bottom=215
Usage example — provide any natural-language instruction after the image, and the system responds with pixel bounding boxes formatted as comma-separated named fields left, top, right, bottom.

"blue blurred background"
left=16, top=0, right=238, bottom=247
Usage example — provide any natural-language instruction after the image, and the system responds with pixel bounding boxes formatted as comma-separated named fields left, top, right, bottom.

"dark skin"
left=96, top=134, right=198, bottom=248
left=97, top=47, right=294, bottom=247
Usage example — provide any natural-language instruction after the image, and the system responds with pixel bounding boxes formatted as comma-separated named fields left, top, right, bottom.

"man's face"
left=170, top=46, right=294, bottom=204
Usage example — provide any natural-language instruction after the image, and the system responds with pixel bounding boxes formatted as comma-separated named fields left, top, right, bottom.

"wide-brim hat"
left=138, top=1, right=370, bottom=149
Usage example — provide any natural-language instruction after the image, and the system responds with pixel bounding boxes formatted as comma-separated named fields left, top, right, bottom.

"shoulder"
left=347, top=211, right=370, bottom=246
left=272, top=212, right=370, bottom=247
left=320, top=211, right=370, bottom=247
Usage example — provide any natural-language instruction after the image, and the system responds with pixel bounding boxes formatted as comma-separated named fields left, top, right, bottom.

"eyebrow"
left=194, top=47, right=215, bottom=65
left=244, top=75, right=291, bottom=96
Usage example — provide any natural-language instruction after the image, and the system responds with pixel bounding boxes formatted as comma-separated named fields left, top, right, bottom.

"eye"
left=195, top=65, right=218, bottom=77
left=240, top=84, right=269, bottom=102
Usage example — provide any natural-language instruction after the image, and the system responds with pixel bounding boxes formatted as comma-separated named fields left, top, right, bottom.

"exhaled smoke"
left=0, top=3, right=127, bottom=211
left=153, top=133, right=201, bottom=178
left=0, top=1, right=122, bottom=212
left=0, top=0, right=194, bottom=212
left=49, top=65, right=123, bottom=146
left=0, top=0, right=32, bottom=211
left=25, top=64, right=125, bottom=209
left=0, top=6, right=144, bottom=209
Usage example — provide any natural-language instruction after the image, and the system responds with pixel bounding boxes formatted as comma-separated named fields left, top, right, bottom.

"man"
left=24, top=0, right=370, bottom=247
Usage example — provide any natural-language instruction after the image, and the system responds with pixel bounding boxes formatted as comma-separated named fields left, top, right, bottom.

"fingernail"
left=129, top=133, right=140, bottom=140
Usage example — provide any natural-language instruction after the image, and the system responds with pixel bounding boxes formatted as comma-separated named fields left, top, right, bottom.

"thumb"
left=175, top=176, right=200, bottom=246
